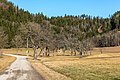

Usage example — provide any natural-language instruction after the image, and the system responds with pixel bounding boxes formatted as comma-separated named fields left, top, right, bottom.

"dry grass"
left=2, top=47, right=120, bottom=80
left=2, top=48, right=34, bottom=56
left=39, top=53, right=120, bottom=80
left=26, top=46, right=120, bottom=80
left=1, top=48, right=79, bottom=57
left=0, top=55, right=16, bottom=73
left=93, top=46, right=120, bottom=53
left=1, top=46, right=120, bottom=55
left=28, top=58, right=72, bottom=80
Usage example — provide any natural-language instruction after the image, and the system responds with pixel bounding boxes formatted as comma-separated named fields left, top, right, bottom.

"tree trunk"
left=45, top=51, right=47, bottom=57
left=33, top=46, right=37, bottom=60
left=71, top=49, right=73, bottom=56
left=16, top=47, right=19, bottom=55
left=38, top=48, right=43, bottom=57
left=44, top=47, right=48, bottom=57
left=0, top=49, right=3, bottom=57
left=85, top=50, right=88, bottom=56
left=74, top=50, right=76, bottom=56
left=100, top=49, right=102, bottom=54
left=89, top=49, right=92, bottom=55
left=80, top=52, right=82, bottom=58
left=83, top=51, right=86, bottom=56
left=45, top=47, right=48, bottom=56
left=27, top=37, right=28, bottom=49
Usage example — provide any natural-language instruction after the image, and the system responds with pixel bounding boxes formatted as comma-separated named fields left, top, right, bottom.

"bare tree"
left=20, top=22, right=41, bottom=60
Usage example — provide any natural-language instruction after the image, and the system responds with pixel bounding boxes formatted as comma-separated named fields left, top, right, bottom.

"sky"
left=8, top=0, right=120, bottom=18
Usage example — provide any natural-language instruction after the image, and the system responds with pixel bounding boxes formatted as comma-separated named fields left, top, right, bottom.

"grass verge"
left=0, top=55, right=16, bottom=73
left=28, top=57, right=71, bottom=80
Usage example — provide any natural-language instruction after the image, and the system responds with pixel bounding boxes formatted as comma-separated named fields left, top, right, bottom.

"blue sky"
left=8, top=0, right=120, bottom=18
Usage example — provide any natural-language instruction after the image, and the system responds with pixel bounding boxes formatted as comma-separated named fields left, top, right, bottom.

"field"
left=1, top=46, right=120, bottom=80
left=0, top=55, right=16, bottom=73
left=1, top=48, right=33, bottom=56
left=38, top=53, right=120, bottom=80
left=29, top=46, right=120, bottom=80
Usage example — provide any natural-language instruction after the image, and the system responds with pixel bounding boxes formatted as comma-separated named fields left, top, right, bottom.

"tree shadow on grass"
left=113, top=77, right=120, bottom=80
left=87, top=56, right=120, bottom=60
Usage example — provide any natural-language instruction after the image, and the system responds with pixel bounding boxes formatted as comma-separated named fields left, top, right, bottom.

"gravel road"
left=0, top=54, right=44, bottom=80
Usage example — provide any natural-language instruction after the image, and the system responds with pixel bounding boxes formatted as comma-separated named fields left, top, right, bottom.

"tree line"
left=0, top=0, right=120, bottom=59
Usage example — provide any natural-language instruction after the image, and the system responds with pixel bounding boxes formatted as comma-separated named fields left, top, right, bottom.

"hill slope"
left=0, top=0, right=120, bottom=57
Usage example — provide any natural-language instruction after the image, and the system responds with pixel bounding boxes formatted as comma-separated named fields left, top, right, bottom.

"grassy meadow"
left=1, top=46, right=120, bottom=80
left=39, top=53, right=120, bottom=80
left=29, top=46, right=120, bottom=80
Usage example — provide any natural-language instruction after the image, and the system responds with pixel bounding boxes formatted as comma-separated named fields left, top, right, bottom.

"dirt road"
left=0, top=54, right=44, bottom=80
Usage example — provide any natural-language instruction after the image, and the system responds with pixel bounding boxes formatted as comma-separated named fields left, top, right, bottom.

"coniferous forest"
left=0, top=0, right=120, bottom=59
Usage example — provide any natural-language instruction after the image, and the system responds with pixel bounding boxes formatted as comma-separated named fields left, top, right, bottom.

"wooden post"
left=26, top=37, right=29, bottom=56
left=27, top=38, right=28, bottom=50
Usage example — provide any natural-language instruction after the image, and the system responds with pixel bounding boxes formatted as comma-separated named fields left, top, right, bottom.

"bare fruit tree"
left=20, top=22, right=41, bottom=60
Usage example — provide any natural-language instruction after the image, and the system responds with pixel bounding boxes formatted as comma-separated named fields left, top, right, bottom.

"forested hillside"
left=0, top=0, right=120, bottom=59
